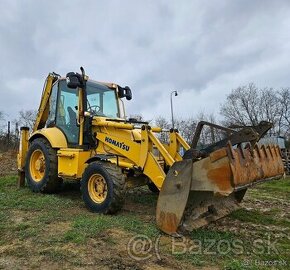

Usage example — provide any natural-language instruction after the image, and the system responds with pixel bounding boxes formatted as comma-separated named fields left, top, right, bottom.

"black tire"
left=81, top=161, right=126, bottom=214
left=25, top=138, right=62, bottom=193
left=147, top=181, right=160, bottom=194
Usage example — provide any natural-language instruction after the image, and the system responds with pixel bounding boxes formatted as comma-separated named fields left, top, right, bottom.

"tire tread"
left=26, top=138, right=62, bottom=193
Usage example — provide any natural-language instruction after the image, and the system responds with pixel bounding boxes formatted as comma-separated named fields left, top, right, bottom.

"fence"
left=0, top=121, right=19, bottom=152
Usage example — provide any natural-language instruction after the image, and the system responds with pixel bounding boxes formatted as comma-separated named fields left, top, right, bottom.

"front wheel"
left=81, top=162, right=126, bottom=214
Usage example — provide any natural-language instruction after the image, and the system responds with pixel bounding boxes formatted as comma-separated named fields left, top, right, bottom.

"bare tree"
left=154, top=114, right=221, bottom=146
left=155, top=116, right=170, bottom=129
left=259, top=88, right=281, bottom=135
left=278, top=88, right=290, bottom=136
left=0, top=111, right=5, bottom=134
left=220, top=83, right=261, bottom=126
left=155, top=116, right=170, bottom=143
left=175, top=118, right=196, bottom=145
left=15, top=110, right=37, bottom=131
left=220, top=84, right=290, bottom=138
left=220, top=83, right=288, bottom=136
left=193, top=112, right=224, bottom=147
left=129, top=114, right=144, bottom=122
left=154, top=116, right=197, bottom=145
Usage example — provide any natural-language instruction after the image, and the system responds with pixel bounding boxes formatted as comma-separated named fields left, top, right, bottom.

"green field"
left=0, top=176, right=289, bottom=269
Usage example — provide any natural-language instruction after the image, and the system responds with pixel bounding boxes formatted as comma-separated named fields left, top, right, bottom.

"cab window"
left=86, top=82, right=119, bottom=118
left=46, top=82, right=58, bottom=127
left=56, top=80, right=79, bottom=144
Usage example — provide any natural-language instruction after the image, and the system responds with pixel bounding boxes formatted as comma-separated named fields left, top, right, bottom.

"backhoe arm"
left=33, top=73, right=59, bottom=132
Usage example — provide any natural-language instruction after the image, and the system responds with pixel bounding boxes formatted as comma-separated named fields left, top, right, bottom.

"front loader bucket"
left=156, top=143, right=284, bottom=235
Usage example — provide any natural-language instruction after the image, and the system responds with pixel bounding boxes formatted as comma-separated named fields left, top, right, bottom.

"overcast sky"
left=1, top=0, right=290, bottom=124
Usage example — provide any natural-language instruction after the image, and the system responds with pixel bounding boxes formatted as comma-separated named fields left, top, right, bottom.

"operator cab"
left=46, top=77, right=131, bottom=146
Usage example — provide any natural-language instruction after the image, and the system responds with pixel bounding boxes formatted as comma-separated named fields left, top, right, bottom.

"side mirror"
left=124, top=86, right=132, bottom=100
left=66, top=72, right=84, bottom=89
left=118, top=86, right=132, bottom=100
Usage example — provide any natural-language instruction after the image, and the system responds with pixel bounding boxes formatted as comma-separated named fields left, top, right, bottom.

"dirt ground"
left=0, top=150, right=18, bottom=177
left=0, top=151, right=289, bottom=270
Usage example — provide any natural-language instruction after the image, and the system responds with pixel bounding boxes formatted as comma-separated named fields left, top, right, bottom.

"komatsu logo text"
left=105, top=137, right=130, bottom=151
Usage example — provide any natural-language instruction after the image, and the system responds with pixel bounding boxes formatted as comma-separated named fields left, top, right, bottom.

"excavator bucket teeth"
left=156, top=143, right=284, bottom=235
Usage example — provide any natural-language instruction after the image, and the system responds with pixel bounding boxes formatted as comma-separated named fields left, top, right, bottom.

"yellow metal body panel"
left=57, top=149, right=92, bottom=179
left=143, top=152, right=166, bottom=189
left=30, top=127, right=68, bottom=148
left=92, top=119, right=188, bottom=189
left=17, top=128, right=30, bottom=171
left=96, top=130, right=142, bottom=164
left=168, top=132, right=190, bottom=161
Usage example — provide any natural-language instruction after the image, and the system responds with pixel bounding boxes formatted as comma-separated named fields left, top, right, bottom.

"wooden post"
left=17, top=171, right=26, bottom=188
left=7, top=121, right=10, bottom=151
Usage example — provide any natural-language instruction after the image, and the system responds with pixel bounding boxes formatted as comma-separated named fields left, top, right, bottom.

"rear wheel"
left=25, top=138, right=62, bottom=193
left=81, top=162, right=126, bottom=214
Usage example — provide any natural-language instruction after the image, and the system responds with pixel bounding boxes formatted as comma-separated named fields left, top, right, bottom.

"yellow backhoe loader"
left=17, top=68, right=284, bottom=235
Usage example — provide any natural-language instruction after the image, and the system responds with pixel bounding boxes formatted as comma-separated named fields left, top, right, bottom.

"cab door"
left=55, top=80, right=79, bottom=145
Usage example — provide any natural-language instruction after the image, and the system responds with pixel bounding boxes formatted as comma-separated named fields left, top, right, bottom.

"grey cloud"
left=0, top=0, right=290, bottom=122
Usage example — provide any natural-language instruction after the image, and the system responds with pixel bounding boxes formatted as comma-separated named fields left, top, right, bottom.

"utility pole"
left=170, top=91, right=178, bottom=128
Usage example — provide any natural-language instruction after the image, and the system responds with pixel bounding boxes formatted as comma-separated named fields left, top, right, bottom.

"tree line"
left=220, top=83, right=290, bottom=137
left=155, top=83, right=290, bottom=146
left=0, top=83, right=290, bottom=149
left=0, top=110, right=37, bottom=151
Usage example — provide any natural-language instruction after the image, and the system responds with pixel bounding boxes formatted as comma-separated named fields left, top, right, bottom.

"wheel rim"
left=88, top=174, right=108, bottom=203
left=29, top=149, right=46, bottom=182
